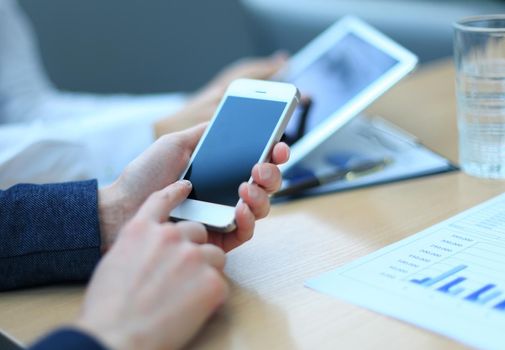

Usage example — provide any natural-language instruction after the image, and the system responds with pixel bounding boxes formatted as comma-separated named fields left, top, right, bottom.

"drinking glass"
left=454, top=15, right=505, bottom=178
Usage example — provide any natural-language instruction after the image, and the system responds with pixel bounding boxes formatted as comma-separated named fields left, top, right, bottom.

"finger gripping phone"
left=170, top=79, right=299, bottom=232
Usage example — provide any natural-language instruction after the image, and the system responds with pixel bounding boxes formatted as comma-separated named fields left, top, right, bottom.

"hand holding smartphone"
left=170, top=79, right=299, bottom=231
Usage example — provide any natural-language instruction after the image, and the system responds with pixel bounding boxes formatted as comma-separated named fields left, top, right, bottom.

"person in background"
left=0, top=0, right=286, bottom=188
left=1, top=124, right=290, bottom=349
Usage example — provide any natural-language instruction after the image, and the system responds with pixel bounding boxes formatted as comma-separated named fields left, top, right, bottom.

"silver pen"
left=275, top=158, right=392, bottom=197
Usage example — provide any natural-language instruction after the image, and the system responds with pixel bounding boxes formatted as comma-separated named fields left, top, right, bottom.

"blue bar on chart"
left=493, top=299, right=505, bottom=311
left=411, top=265, right=467, bottom=287
left=465, top=285, right=501, bottom=305
left=437, top=277, right=466, bottom=296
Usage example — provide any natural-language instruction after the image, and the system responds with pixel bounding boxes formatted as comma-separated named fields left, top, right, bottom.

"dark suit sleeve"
left=0, top=180, right=102, bottom=291
left=29, top=328, right=108, bottom=350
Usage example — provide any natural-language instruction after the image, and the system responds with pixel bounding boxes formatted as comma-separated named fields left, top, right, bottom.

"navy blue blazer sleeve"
left=29, top=328, right=108, bottom=350
left=0, top=180, right=102, bottom=291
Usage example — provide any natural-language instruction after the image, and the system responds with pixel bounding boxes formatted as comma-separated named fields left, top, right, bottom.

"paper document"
left=306, top=192, right=505, bottom=349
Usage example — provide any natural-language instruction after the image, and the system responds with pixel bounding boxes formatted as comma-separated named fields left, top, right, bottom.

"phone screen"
left=184, top=96, right=287, bottom=206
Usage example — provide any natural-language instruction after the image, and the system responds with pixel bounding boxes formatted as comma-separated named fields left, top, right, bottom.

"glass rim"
left=453, top=14, right=505, bottom=33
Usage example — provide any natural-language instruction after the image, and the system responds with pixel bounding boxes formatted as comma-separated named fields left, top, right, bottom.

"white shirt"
left=0, top=0, right=186, bottom=189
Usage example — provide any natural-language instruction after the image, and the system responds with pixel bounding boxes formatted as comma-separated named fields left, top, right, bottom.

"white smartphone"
left=170, top=79, right=300, bottom=232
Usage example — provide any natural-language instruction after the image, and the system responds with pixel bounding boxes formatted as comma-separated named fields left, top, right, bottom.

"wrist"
left=98, top=183, right=128, bottom=254
left=154, top=118, right=169, bottom=139
left=154, top=111, right=190, bottom=138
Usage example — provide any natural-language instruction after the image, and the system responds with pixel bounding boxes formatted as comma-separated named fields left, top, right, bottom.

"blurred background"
left=19, top=0, right=505, bottom=94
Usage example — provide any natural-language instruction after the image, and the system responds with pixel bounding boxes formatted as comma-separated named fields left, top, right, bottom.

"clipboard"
left=275, top=115, right=457, bottom=201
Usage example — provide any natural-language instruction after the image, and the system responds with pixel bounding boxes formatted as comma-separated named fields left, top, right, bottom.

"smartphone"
left=170, top=79, right=299, bottom=232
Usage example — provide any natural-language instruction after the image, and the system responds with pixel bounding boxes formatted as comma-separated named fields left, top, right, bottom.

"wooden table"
left=2, top=59, right=505, bottom=349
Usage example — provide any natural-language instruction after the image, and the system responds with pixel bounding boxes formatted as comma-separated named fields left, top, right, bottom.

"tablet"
left=278, top=16, right=418, bottom=171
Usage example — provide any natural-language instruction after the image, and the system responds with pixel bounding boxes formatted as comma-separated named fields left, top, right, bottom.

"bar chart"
left=406, top=238, right=505, bottom=313
left=411, top=265, right=467, bottom=287
left=411, top=264, right=505, bottom=309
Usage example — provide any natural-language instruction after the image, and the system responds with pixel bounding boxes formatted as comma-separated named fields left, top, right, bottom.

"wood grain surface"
left=2, top=59, right=504, bottom=349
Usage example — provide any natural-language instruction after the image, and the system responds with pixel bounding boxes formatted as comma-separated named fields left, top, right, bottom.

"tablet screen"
left=283, top=33, right=399, bottom=143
